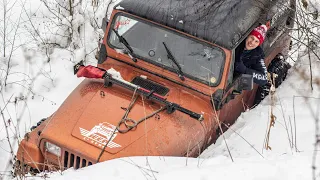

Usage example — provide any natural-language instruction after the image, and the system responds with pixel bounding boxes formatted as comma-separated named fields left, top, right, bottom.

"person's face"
left=245, top=35, right=260, bottom=50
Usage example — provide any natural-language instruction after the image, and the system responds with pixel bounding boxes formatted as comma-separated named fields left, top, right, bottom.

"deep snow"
left=0, top=0, right=319, bottom=180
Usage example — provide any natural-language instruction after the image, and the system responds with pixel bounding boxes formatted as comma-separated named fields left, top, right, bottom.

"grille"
left=63, top=150, right=93, bottom=169
left=131, top=76, right=169, bottom=96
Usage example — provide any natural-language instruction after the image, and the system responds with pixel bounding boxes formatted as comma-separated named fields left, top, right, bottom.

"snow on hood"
left=107, top=68, right=123, bottom=80
left=115, top=5, right=124, bottom=10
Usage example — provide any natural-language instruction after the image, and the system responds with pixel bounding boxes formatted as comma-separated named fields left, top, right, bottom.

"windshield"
left=108, top=14, right=225, bottom=86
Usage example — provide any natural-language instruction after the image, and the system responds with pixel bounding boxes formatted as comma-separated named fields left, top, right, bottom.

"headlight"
left=45, top=142, right=61, bottom=157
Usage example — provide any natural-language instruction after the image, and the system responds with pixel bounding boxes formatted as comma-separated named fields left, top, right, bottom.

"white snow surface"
left=107, top=68, right=123, bottom=80
left=115, top=5, right=125, bottom=10
left=44, top=155, right=312, bottom=180
left=0, top=0, right=319, bottom=180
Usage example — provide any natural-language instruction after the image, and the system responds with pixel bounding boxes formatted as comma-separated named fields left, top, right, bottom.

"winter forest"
left=0, top=0, right=320, bottom=179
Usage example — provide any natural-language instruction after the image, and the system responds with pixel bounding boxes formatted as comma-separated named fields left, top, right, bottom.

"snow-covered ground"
left=0, top=0, right=320, bottom=180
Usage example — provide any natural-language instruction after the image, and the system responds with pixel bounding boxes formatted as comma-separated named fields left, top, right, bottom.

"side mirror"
left=233, top=74, right=253, bottom=93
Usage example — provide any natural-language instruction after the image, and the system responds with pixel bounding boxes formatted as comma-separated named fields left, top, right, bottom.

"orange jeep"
left=15, top=0, right=296, bottom=175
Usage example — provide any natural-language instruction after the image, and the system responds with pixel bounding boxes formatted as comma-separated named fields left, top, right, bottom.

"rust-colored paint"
left=16, top=131, right=44, bottom=170
left=15, top=8, right=291, bottom=172
left=36, top=78, right=214, bottom=164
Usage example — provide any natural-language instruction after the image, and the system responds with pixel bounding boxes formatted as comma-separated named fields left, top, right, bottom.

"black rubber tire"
left=254, top=57, right=291, bottom=105
left=267, top=58, right=291, bottom=88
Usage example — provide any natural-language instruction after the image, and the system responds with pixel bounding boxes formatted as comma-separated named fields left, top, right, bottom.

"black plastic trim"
left=131, top=76, right=169, bottom=96
left=211, top=89, right=224, bottom=110
left=98, top=44, right=107, bottom=64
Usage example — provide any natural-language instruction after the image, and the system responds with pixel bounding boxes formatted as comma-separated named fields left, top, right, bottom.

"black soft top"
left=115, top=0, right=269, bottom=49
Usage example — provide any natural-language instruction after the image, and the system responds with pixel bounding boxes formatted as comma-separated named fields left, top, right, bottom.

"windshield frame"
left=107, top=12, right=226, bottom=87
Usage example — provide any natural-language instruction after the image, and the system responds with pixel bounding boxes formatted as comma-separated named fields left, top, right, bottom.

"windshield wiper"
left=112, top=28, right=137, bottom=62
left=162, top=42, right=185, bottom=81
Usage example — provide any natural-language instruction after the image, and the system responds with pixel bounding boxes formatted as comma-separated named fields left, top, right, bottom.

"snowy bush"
left=33, top=0, right=117, bottom=63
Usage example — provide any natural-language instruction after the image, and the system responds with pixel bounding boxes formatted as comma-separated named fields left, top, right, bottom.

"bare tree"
left=288, top=1, right=320, bottom=179
left=0, top=0, right=25, bottom=88
left=39, top=0, right=84, bottom=49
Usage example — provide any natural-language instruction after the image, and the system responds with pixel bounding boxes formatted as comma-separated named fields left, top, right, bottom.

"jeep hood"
left=71, top=86, right=164, bottom=154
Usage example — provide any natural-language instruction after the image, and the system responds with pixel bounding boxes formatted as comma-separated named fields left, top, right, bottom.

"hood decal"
left=79, top=122, right=121, bottom=149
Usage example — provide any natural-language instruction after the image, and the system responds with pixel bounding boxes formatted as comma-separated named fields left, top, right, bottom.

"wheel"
left=267, top=57, right=291, bottom=88
left=254, top=56, right=291, bottom=105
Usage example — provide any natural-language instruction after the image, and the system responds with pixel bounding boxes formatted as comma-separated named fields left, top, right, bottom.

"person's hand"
left=235, top=60, right=247, bottom=73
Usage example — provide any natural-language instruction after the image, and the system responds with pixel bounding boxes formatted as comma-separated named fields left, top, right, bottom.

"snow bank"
left=40, top=155, right=311, bottom=180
